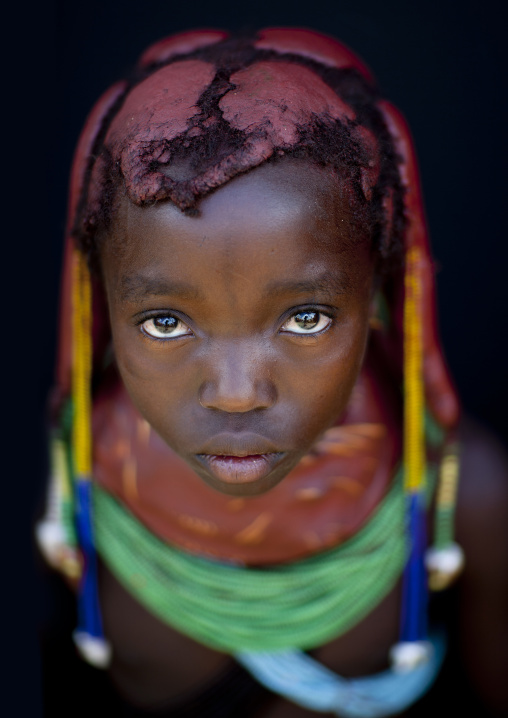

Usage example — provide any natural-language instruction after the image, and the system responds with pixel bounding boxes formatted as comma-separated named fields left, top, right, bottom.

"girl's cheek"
left=112, top=330, right=152, bottom=382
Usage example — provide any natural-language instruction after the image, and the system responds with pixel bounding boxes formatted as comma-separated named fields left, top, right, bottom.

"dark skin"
left=101, top=161, right=375, bottom=498
left=97, top=160, right=508, bottom=716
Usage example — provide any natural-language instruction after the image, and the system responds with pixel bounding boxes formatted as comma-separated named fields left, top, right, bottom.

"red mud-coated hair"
left=75, top=30, right=405, bottom=271
left=58, top=28, right=459, bottom=429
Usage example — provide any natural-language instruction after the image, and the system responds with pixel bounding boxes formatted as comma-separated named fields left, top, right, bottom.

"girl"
left=38, top=28, right=508, bottom=717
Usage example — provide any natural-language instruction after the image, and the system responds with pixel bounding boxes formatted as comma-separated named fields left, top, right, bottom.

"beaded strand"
left=71, top=248, right=111, bottom=667
left=390, top=245, right=430, bottom=671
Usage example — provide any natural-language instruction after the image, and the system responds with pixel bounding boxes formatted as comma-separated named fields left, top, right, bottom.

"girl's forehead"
left=103, top=159, right=374, bottom=302
left=113, top=159, right=362, bottom=251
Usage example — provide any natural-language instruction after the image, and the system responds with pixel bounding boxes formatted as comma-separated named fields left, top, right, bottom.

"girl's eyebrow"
left=118, top=271, right=351, bottom=303
left=265, top=273, right=350, bottom=299
left=119, top=274, right=204, bottom=302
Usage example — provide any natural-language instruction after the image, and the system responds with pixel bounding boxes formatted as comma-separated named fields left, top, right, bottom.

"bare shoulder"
left=455, top=415, right=508, bottom=574
left=453, top=415, right=508, bottom=716
left=458, top=414, right=508, bottom=498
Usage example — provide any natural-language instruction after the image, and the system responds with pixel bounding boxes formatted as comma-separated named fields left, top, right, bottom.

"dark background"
left=9, top=0, right=506, bottom=714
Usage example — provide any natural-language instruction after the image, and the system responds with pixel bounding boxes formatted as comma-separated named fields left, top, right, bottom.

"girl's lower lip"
left=198, top=454, right=282, bottom=484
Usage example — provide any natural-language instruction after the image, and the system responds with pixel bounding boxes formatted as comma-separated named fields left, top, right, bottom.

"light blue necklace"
left=237, top=634, right=445, bottom=717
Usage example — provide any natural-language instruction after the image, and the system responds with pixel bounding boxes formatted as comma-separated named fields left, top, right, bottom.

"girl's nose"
left=198, top=342, right=277, bottom=413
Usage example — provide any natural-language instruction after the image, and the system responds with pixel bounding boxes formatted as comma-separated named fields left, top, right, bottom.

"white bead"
left=389, top=641, right=433, bottom=673
left=73, top=631, right=112, bottom=668
left=425, top=543, right=465, bottom=575
left=35, top=520, right=67, bottom=567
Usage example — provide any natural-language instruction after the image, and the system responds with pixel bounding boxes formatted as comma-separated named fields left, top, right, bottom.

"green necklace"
left=93, top=465, right=425, bottom=653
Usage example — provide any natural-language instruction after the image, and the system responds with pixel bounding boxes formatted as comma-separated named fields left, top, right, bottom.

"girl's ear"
left=368, top=291, right=389, bottom=332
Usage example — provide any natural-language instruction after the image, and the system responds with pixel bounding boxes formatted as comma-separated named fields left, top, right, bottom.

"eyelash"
left=135, top=306, right=335, bottom=342
left=136, top=312, right=193, bottom=342
left=279, top=310, right=334, bottom=338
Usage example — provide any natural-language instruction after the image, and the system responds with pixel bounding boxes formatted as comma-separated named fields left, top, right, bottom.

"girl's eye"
left=281, top=311, right=332, bottom=335
left=140, top=315, right=192, bottom=339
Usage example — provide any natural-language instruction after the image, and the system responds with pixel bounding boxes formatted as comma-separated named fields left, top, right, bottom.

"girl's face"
left=101, top=160, right=376, bottom=496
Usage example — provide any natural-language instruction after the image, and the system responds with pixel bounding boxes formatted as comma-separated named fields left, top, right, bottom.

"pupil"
left=295, top=311, right=318, bottom=330
left=154, top=316, right=178, bottom=332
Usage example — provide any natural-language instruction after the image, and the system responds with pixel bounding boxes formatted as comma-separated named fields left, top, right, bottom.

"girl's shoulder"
left=454, top=415, right=508, bottom=715
left=456, top=415, right=508, bottom=551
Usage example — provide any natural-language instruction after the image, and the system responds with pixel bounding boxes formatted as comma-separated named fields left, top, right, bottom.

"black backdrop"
left=8, top=0, right=507, bottom=714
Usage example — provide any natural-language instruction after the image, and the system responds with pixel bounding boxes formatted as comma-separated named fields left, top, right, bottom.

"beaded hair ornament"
left=39, top=28, right=463, bottom=677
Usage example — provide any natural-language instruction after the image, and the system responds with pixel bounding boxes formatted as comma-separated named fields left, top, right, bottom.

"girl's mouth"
left=197, top=453, right=284, bottom=484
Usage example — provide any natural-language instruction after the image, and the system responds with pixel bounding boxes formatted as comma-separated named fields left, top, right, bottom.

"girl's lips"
left=197, top=453, right=284, bottom=484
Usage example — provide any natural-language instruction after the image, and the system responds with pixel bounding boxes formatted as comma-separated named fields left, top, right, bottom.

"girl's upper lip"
left=197, top=432, right=281, bottom=457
